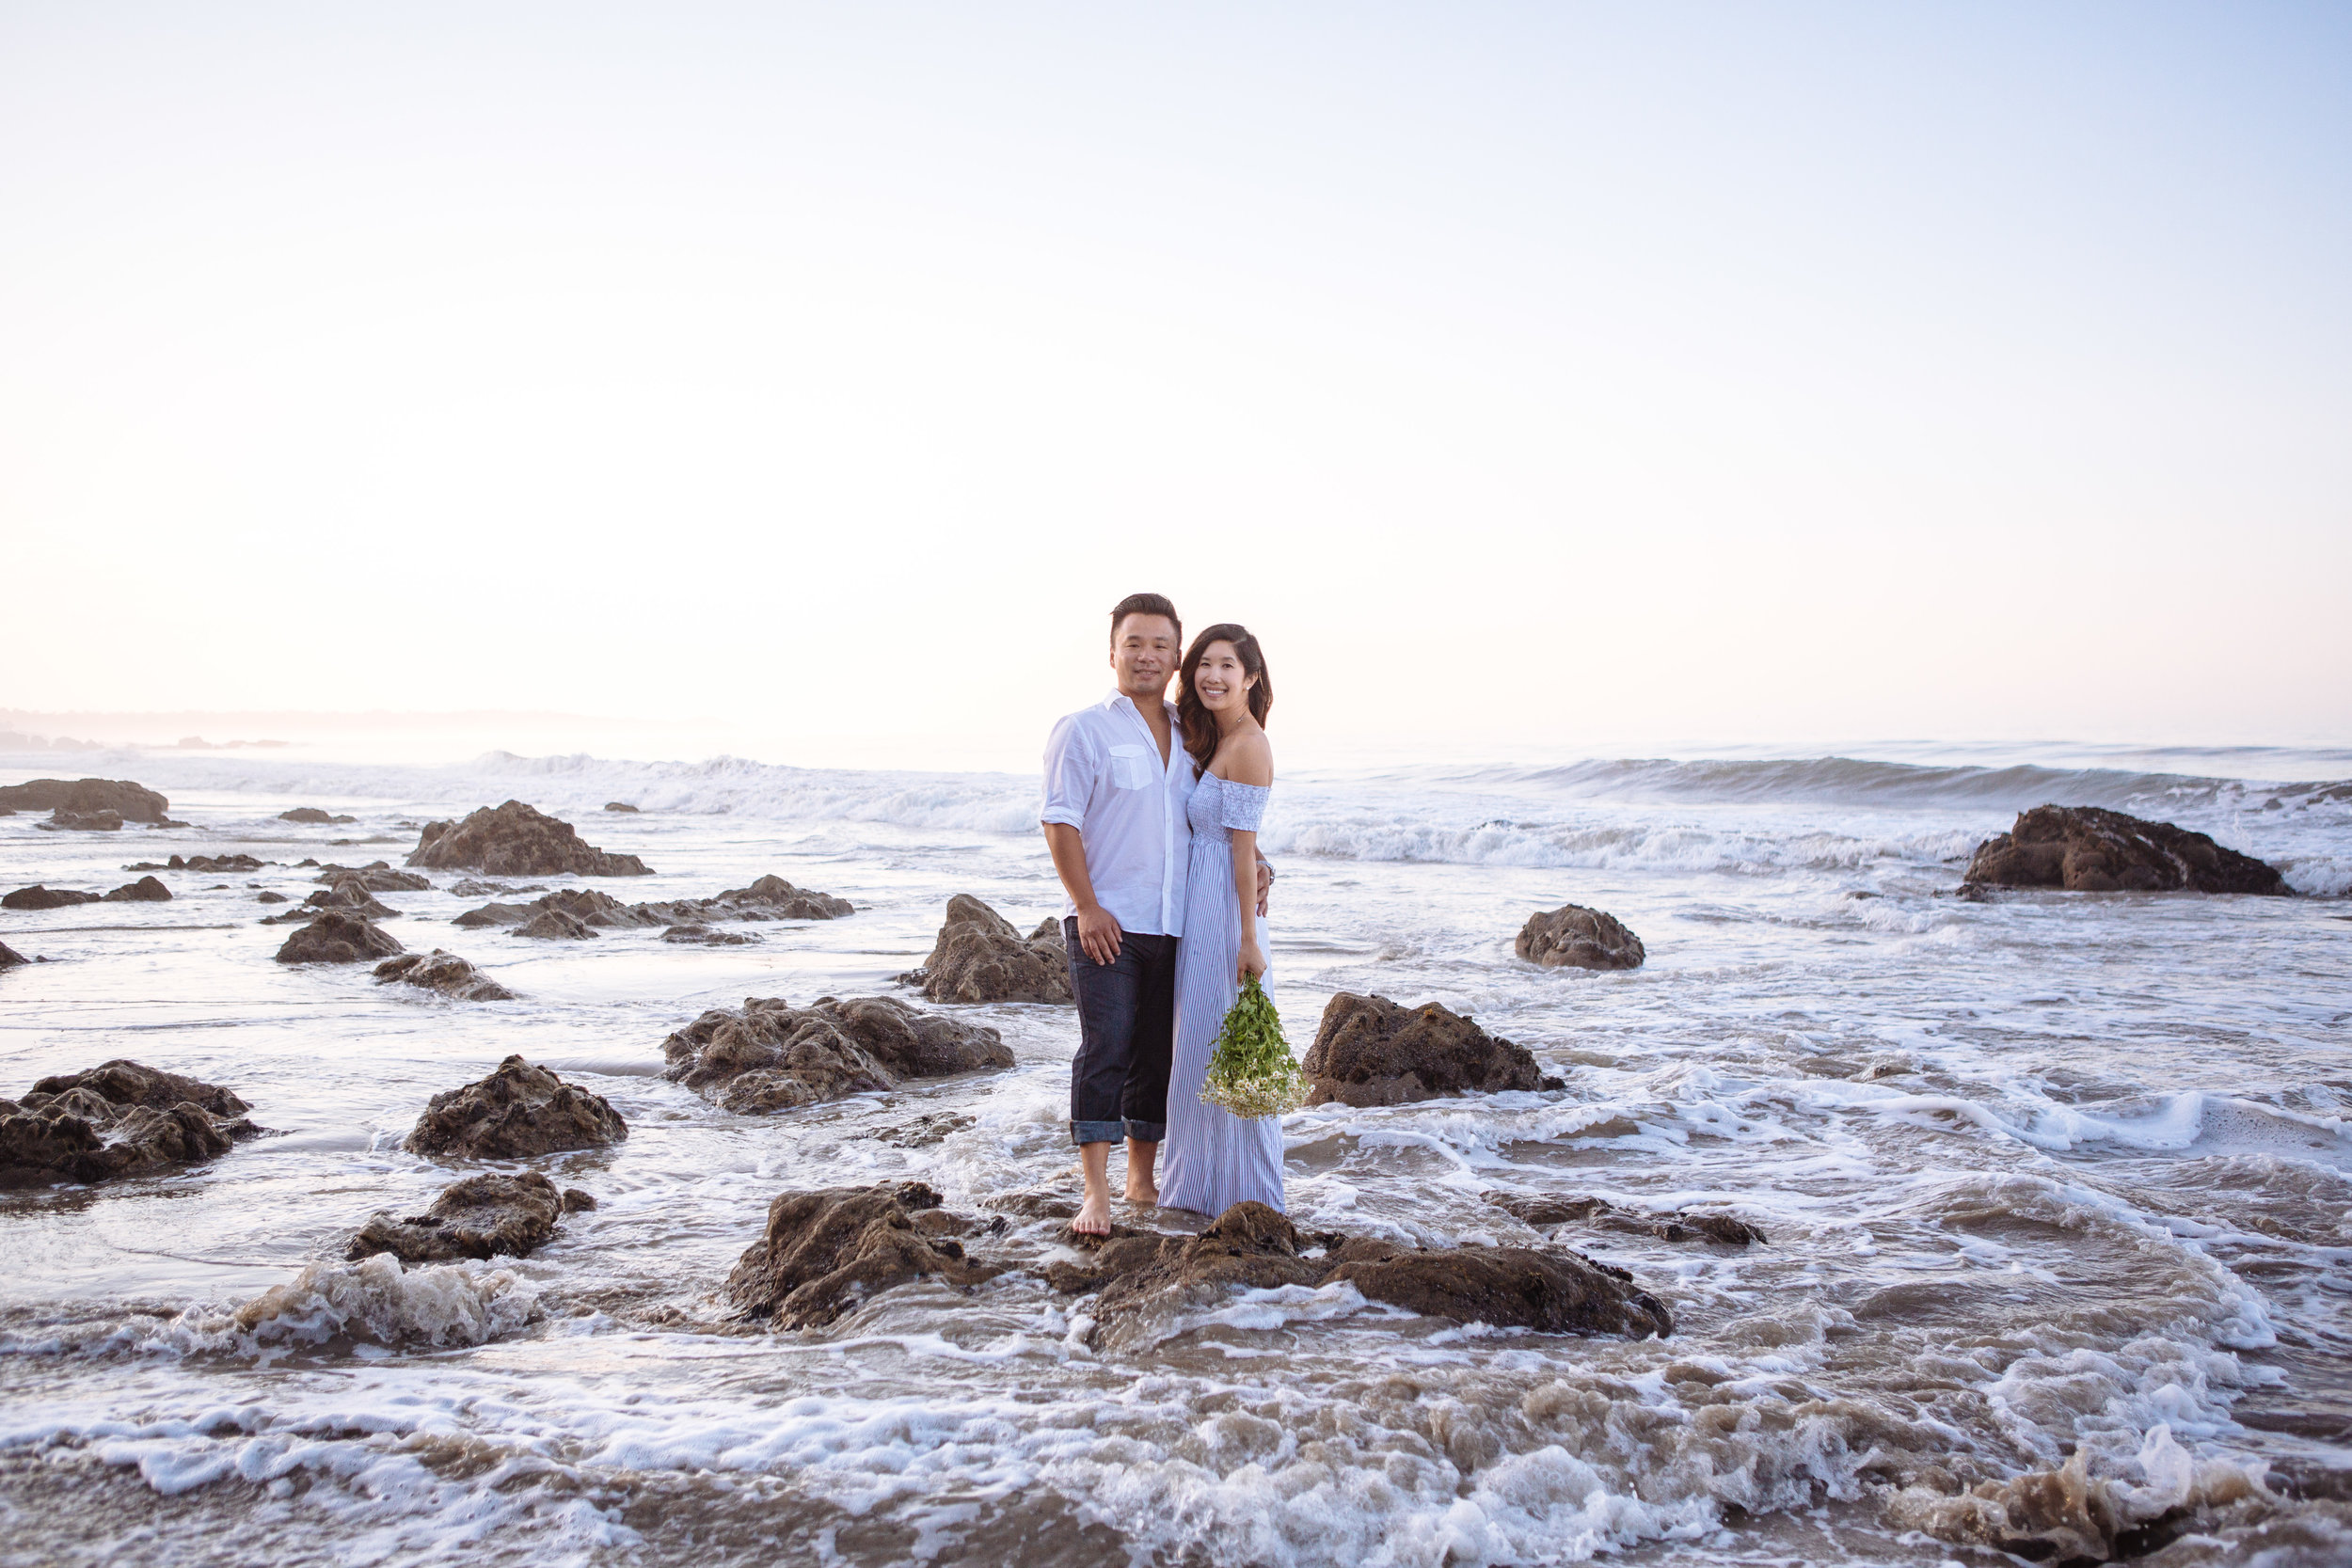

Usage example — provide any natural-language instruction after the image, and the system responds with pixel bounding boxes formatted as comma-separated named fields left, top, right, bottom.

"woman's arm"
left=1223, top=733, right=1274, bottom=979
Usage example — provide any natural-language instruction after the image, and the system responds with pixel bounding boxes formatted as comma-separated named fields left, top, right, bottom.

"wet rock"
left=137, top=854, right=264, bottom=873
left=273, top=911, right=405, bottom=964
left=40, top=809, right=123, bottom=832
left=0, top=942, right=26, bottom=970
left=561, top=1187, right=596, bottom=1212
left=373, top=950, right=516, bottom=1002
left=256, top=891, right=289, bottom=904
left=314, top=862, right=431, bottom=892
left=406, top=800, right=652, bottom=878
left=700, top=875, right=853, bottom=921
left=346, top=1172, right=566, bottom=1262
left=279, top=807, right=358, bottom=824
left=603, top=801, right=639, bottom=813
left=454, top=879, right=849, bottom=936
left=512, top=907, right=597, bottom=940
left=661, top=924, right=758, bottom=945
left=0, top=778, right=170, bottom=823
left=449, top=879, right=514, bottom=897
left=404, top=1055, right=628, bottom=1158
left=1516, top=903, right=1646, bottom=970
left=899, top=895, right=1072, bottom=1005
left=269, top=881, right=401, bottom=924
left=1487, top=1192, right=1766, bottom=1246
left=1300, top=992, right=1550, bottom=1107
left=453, top=900, right=536, bottom=927
left=1963, top=805, right=2288, bottom=895
left=0, top=1059, right=259, bottom=1188
left=876, top=1112, right=976, bottom=1148
left=101, top=877, right=171, bottom=903
left=3, top=885, right=99, bottom=911
left=724, top=1180, right=1001, bottom=1328
left=1049, top=1202, right=1672, bottom=1350
left=662, top=994, right=1014, bottom=1115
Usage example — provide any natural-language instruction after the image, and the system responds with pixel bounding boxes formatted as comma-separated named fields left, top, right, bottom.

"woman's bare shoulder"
left=1220, top=729, right=1274, bottom=786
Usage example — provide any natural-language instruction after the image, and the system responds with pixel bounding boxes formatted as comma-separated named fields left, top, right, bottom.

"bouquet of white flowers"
left=1199, top=974, right=1307, bottom=1120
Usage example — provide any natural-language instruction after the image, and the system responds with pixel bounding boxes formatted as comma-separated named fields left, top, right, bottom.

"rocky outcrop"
left=1516, top=903, right=1645, bottom=970
left=724, top=1180, right=1001, bottom=1328
left=279, top=807, right=358, bottom=824
left=1300, top=992, right=1556, bottom=1107
left=102, top=877, right=171, bottom=903
left=373, top=950, right=516, bottom=1002
left=4, top=885, right=98, bottom=911
left=1487, top=1192, right=1766, bottom=1246
left=125, top=854, right=265, bottom=873
left=403, top=1055, right=627, bottom=1158
left=661, top=924, right=758, bottom=944
left=0, top=942, right=26, bottom=970
left=0, top=778, right=170, bottom=823
left=899, top=895, right=1072, bottom=1005
left=269, top=881, right=401, bottom=923
left=603, top=801, right=639, bottom=813
left=512, top=908, right=596, bottom=940
left=662, top=994, right=1014, bottom=1114
left=455, top=879, right=851, bottom=933
left=40, top=810, right=123, bottom=832
left=274, top=911, right=405, bottom=964
left=1048, top=1202, right=1672, bottom=1352
left=406, top=800, right=652, bottom=878
left=345, top=1172, right=579, bottom=1262
left=0, top=1059, right=259, bottom=1187
left=315, top=862, right=431, bottom=892
left=1963, top=805, right=2288, bottom=895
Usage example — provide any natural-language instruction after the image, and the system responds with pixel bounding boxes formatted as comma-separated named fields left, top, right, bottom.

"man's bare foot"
left=1121, top=1180, right=1158, bottom=1207
left=1073, top=1191, right=1113, bottom=1236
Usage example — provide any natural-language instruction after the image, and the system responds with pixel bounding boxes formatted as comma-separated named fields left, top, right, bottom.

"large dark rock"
left=1963, top=805, right=2288, bottom=895
left=4, top=885, right=98, bottom=911
left=374, top=950, right=516, bottom=1002
left=454, top=879, right=851, bottom=933
left=314, top=862, right=431, bottom=892
left=1516, top=903, right=1645, bottom=970
left=1049, top=1202, right=1672, bottom=1352
left=512, top=907, right=598, bottom=940
left=279, top=807, right=357, bottom=824
left=404, top=1055, right=627, bottom=1158
left=662, top=994, right=1014, bottom=1114
left=274, top=911, right=405, bottom=964
left=0, top=942, right=25, bottom=970
left=1487, top=1192, right=1766, bottom=1246
left=346, top=1172, right=569, bottom=1262
left=724, top=1180, right=1000, bottom=1328
left=1300, top=992, right=1552, bottom=1107
left=899, top=895, right=1072, bottom=1005
left=0, top=1059, right=258, bottom=1188
left=268, top=880, right=401, bottom=923
left=406, top=800, right=652, bottom=878
left=102, top=877, right=171, bottom=903
left=40, top=810, right=123, bottom=832
left=0, top=778, right=170, bottom=823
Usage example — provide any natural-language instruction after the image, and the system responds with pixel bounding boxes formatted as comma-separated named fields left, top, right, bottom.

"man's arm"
left=1255, top=853, right=1272, bottom=918
left=1044, top=822, right=1122, bottom=965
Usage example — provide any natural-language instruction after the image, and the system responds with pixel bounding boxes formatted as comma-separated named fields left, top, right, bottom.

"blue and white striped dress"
left=1158, top=771, right=1286, bottom=1218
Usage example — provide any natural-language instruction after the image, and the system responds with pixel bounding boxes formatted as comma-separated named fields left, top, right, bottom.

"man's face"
left=1109, top=614, right=1180, bottom=702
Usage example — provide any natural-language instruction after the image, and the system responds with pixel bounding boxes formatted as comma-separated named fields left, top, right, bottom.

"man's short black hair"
left=1109, top=593, right=1182, bottom=648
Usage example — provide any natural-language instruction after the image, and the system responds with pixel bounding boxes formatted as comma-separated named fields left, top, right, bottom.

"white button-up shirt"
left=1041, top=691, right=1197, bottom=937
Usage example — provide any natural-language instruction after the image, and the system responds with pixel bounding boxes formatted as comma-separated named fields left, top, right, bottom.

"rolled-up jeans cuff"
left=1071, top=1118, right=1125, bottom=1147
left=1123, top=1118, right=1165, bottom=1144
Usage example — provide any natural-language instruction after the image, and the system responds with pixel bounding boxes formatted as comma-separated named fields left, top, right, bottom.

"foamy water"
left=2, top=744, right=2347, bottom=1565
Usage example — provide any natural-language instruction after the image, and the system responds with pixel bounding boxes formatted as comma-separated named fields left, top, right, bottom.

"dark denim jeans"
left=1065, top=918, right=1176, bottom=1147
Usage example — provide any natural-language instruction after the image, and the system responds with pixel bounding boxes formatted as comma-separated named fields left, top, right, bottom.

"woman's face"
left=1191, top=641, right=1257, bottom=714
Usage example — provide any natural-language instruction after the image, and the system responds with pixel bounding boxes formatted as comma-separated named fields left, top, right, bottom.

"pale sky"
left=4, top=3, right=2347, bottom=767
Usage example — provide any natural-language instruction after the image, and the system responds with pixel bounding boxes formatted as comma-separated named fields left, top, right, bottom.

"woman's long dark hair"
left=1176, top=624, right=1273, bottom=772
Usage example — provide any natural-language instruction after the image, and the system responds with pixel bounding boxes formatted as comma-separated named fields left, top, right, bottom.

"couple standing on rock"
left=1041, top=593, right=1283, bottom=1236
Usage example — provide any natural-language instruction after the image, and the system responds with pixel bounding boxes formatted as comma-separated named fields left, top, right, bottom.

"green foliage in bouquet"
left=1200, top=974, right=1307, bottom=1120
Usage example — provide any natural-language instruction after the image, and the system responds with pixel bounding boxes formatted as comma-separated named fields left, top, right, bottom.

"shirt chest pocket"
left=1107, top=744, right=1157, bottom=791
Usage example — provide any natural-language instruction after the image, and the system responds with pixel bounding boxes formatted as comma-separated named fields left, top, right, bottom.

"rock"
left=406, top=800, right=652, bottom=878
left=1487, top=1193, right=1766, bottom=1246
left=1516, top=903, right=1645, bottom=970
left=40, top=809, right=123, bottom=832
left=345, top=1172, right=565, bottom=1262
left=1300, top=992, right=1549, bottom=1107
left=3, top=886, right=98, bottom=911
left=0, top=1059, right=258, bottom=1187
left=702, top=875, right=853, bottom=921
left=102, top=877, right=171, bottom=903
left=404, top=1055, right=627, bottom=1158
left=256, top=891, right=289, bottom=904
left=0, top=778, right=170, bottom=823
left=512, top=908, right=597, bottom=940
left=662, top=994, right=1014, bottom=1114
left=561, top=1187, right=596, bottom=1212
left=276, top=881, right=401, bottom=922
left=453, top=900, right=537, bottom=927
left=899, top=895, right=1072, bottom=1005
left=455, top=879, right=850, bottom=935
left=661, top=924, right=758, bottom=945
left=274, top=911, right=405, bottom=964
left=1963, top=805, right=2288, bottom=895
left=314, top=862, right=431, bottom=892
left=1048, top=1202, right=1671, bottom=1351
left=604, top=801, right=639, bottom=813
left=724, top=1181, right=1000, bottom=1328
left=0, top=942, right=26, bottom=971
left=162, top=854, right=264, bottom=873
left=876, top=1112, right=975, bottom=1148
left=279, top=807, right=358, bottom=824
left=373, top=950, right=516, bottom=1002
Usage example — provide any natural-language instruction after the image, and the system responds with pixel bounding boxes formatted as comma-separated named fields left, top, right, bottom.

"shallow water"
left=2, top=745, right=2348, bottom=1565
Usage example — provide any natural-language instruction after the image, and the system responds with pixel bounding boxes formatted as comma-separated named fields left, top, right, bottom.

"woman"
left=1157, top=624, right=1284, bottom=1218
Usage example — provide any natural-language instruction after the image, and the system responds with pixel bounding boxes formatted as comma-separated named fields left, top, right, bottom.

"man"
left=1041, top=593, right=1268, bottom=1236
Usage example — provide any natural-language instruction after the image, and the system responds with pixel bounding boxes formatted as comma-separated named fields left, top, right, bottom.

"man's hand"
left=1255, top=858, right=1273, bottom=918
left=1073, top=904, right=1124, bottom=966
